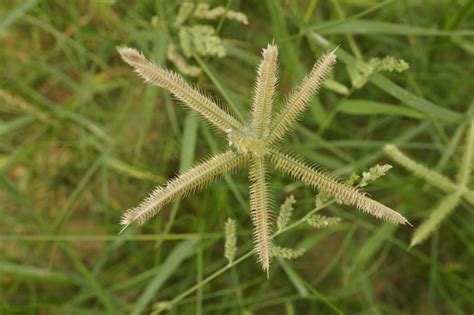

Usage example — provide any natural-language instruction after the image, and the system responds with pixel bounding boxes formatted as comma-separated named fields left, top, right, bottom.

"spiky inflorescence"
left=252, top=43, right=278, bottom=139
left=193, top=3, right=249, bottom=25
left=360, top=164, right=393, bottom=187
left=117, top=47, right=243, bottom=132
left=175, top=1, right=195, bottom=26
left=271, top=245, right=306, bottom=260
left=118, top=43, right=409, bottom=273
left=121, top=151, right=247, bottom=226
left=269, top=150, right=410, bottom=225
left=456, top=118, right=474, bottom=186
left=267, top=49, right=337, bottom=144
left=224, top=218, right=237, bottom=264
left=276, top=195, right=295, bottom=232
left=410, top=192, right=461, bottom=246
left=384, top=144, right=458, bottom=193
left=248, top=157, right=273, bottom=275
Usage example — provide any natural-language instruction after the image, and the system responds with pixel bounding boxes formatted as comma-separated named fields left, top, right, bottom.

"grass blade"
left=336, top=99, right=423, bottom=119
left=0, top=261, right=79, bottom=284
left=306, top=32, right=464, bottom=123
left=130, top=239, right=198, bottom=315
left=0, top=0, right=39, bottom=33
left=316, top=20, right=474, bottom=36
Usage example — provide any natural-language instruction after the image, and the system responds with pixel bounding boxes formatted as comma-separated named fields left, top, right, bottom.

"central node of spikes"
left=226, top=126, right=268, bottom=157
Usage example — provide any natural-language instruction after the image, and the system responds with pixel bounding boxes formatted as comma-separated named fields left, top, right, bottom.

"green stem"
left=166, top=198, right=338, bottom=309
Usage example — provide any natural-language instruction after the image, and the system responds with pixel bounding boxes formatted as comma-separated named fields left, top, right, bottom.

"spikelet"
left=180, top=25, right=226, bottom=58
left=384, top=144, right=458, bottom=193
left=224, top=218, right=237, bottom=264
left=269, top=150, right=410, bottom=225
left=276, top=195, right=295, bottom=232
left=267, top=49, right=337, bottom=144
left=369, top=56, right=409, bottom=73
left=315, top=191, right=331, bottom=208
left=193, top=3, right=249, bottom=25
left=248, top=156, right=273, bottom=275
left=117, top=47, right=243, bottom=132
left=306, top=214, right=341, bottom=229
left=359, top=164, right=392, bottom=187
left=121, top=151, right=247, bottom=226
left=174, top=1, right=195, bottom=26
left=225, top=10, right=249, bottom=25
left=271, top=245, right=305, bottom=260
left=178, top=27, right=194, bottom=58
left=252, top=43, right=278, bottom=139
left=456, top=118, right=474, bottom=186
left=411, top=192, right=461, bottom=246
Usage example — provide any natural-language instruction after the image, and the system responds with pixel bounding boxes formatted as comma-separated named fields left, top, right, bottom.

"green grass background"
left=1, top=0, right=473, bottom=314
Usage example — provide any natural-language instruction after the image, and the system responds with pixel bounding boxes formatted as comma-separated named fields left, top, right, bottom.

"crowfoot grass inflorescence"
left=118, top=42, right=409, bottom=272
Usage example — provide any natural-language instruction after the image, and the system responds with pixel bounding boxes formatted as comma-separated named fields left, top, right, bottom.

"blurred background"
left=0, top=0, right=473, bottom=314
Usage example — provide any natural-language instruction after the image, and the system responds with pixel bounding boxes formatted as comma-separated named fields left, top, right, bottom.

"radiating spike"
left=248, top=156, right=273, bottom=273
left=117, top=46, right=243, bottom=132
left=267, top=49, right=337, bottom=144
left=269, top=150, right=410, bottom=225
left=251, top=43, right=279, bottom=139
left=121, top=150, right=247, bottom=227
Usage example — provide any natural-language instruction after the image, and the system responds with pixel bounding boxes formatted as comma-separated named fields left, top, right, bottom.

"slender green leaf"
left=337, top=99, right=423, bottom=119
left=103, top=156, right=164, bottom=183
left=130, top=239, right=198, bottom=315
left=0, top=261, right=79, bottom=284
left=0, top=115, right=35, bottom=136
left=316, top=20, right=474, bottom=36
left=0, top=0, right=39, bottom=33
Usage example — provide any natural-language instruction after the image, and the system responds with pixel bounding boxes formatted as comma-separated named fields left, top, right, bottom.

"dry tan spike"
left=269, top=150, right=410, bottom=225
left=252, top=43, right=278, bottom=139
left=248, top=156, right=273, bottom=275
left=121, top=150, right=248, bottom=226
left=117, top=47, right=243, bottom=132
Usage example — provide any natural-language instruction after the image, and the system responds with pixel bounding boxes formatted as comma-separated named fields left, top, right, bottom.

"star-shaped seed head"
left=118, top=42, right=409, bottom=273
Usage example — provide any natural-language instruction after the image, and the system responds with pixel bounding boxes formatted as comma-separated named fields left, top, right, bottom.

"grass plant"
left=1, top=1, right=473, bottom=314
